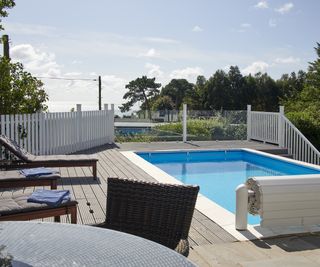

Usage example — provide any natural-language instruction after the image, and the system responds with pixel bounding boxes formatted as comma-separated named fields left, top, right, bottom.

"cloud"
left=143, top=37, right=179, bottom=44
left=192, top=26, right=204, bottom=32
left=11, top=44, right=61, bottom=77
left=241, top=23, right=251, bottom=28
left=242, top=61, right=269, bottom=75
left=145, top=63, right=163, bottom=78
left=274, top=57, right=300, bottom=64
left=64, top=72, right=82, bottom=76
left=275, top=3, right=294, bottom=14
left=268, top=19, right=277, bottom=27
left=170, top=67, right=203, bottom=82
left=10, top=43, right=128, bottom=111
left=237, top=23, right=252, bottom=33
left=254, top=1, right=268, bottom=9
left=138, top=48, right=160, bottom=58
left=5, top=22, right=57, bottom=37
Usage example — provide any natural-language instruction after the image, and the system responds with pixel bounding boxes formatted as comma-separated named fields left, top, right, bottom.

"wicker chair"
left=98, top=177, right=199, bottom=257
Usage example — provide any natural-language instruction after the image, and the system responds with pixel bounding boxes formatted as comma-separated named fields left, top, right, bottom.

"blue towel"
left=20, top=167, right=58, bottom=177
left=27, top=189, right=71, bottom=207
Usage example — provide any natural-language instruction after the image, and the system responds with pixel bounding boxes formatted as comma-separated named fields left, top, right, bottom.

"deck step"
left=260, top=148, right=289, bottom=155
left=278, top=154, right=294, bottom=159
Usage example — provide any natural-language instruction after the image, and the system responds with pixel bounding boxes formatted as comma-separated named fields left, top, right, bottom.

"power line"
left=36, top=76, right=97, bottom=81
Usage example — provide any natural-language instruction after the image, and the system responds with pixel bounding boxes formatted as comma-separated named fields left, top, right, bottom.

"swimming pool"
left=136, top=150, right=320, bottom=225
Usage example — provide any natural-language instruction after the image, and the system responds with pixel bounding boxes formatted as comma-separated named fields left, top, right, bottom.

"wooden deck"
left=4, top=141, right=320, bottom=266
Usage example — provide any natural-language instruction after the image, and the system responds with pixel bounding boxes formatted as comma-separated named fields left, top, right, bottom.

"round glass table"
left=0, top=221, right=196, bottom=267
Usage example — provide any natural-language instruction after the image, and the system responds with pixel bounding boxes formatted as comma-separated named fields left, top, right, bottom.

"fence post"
left=247, top=105, right=251, bottom=141
left=278, top=106, right=284, bottom=148
left=183, top=104, right=187, bottom=142
left=76, top=104, right=82, bottom=149
left=111, top=104, right=115, bottom=143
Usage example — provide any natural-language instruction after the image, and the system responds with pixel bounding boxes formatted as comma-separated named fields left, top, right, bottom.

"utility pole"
left=2, top=35, right=10, bottom=59
left=98, top=76, right=102, bottom=110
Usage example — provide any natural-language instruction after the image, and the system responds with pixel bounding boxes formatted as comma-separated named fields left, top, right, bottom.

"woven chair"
left=98, top=177, right=199, bottom=257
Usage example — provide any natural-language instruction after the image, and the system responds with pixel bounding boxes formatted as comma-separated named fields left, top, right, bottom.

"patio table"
left=0, top=221, right=196, bottom=267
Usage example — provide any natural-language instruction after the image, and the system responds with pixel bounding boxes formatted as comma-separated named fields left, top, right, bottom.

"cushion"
left=0, top=193, right=77, bottom=216
left=34, top=154, right=98, bottom=163
left=0, top=135, right=35, bottom=162
left=0, top=170, right=60, bottom=181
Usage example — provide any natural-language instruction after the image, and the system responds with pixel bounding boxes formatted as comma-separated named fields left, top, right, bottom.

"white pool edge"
left=121, top=148, right=320, bottom=241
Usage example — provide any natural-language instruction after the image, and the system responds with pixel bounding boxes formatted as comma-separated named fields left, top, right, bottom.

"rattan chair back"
left=104, top=177, right=199, bottom=256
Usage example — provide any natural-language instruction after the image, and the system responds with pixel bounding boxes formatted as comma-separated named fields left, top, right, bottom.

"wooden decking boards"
left=5, top=140, right=317, bottom=266
left=0, top=141, right=290, bottom=253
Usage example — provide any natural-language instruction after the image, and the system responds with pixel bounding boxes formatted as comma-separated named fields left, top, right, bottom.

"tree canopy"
left=0, top=58, right=48, bottom=114
left=282, top=43, right=320, bottom=149
left=119, top=76, right=161, bottom=113
left=161, top=79, right=195, bottom=110
left=152, top=95, right=174, bottom=111
left=0, top=0, right=15, bottom=30
left=0, top=0, right=48, bottom=114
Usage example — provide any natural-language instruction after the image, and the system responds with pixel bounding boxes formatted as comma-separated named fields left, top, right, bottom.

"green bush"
left=286, top=111, right=320, bottom=150
left=155, top=119, right=247, bottom=141
left=115, top=118, right=247, bottom=142
left=211, top=124, right=246, bottom=140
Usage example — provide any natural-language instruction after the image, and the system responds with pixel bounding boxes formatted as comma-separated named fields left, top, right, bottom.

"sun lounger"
left=0, top=193, right=78, bottom=223
left=0, top=134, right=98, bottom=178
left=0, top=169, right=59, bottom=189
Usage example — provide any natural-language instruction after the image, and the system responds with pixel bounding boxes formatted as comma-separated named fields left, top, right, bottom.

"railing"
left=0, top=104, right=114, bottom=155
left=249, top=111, right=280, bottom=144
left=247, top=105, right=320, bottom=165
left=283, top=116, right=320, bottom=165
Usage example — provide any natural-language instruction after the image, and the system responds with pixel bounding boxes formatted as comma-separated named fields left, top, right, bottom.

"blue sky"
left=2, top=0, right=320, bottom=111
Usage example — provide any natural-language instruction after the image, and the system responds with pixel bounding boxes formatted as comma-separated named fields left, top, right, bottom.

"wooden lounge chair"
left=0, top=169, right=59, bottom=189
left=0, top=193, right=78, bottom=223
left=97, top=177, right=199, bottom=257
left=0, top=134, right=98, bottom=178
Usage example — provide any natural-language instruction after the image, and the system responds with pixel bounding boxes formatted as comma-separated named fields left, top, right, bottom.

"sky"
left=1, top=0, right=320, bottom=112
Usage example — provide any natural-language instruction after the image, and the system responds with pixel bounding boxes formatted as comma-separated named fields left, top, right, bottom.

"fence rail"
left=249, top=111, right=279, bottom=144
left=247, top=105, right=320, bottom=165
left=0, top=104, right=114, bottom=155
left=283, top=116, right=320, bottom=165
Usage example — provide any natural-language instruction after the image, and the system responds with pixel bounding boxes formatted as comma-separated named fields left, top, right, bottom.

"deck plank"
left=1, top=141, right=285, bottom=246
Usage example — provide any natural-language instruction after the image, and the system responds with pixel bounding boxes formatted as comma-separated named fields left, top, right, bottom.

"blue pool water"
left=137, top=150, right=320, bottom=224
left=115, top=127, right=151, bottom=135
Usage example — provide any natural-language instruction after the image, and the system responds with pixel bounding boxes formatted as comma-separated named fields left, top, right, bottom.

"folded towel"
left=20, top=167, right=58, bottom=177
left=27, top=189, right=70, bottom=207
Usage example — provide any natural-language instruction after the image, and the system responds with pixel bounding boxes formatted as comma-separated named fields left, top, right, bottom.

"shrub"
left=286, top=111, right=320, bottom=150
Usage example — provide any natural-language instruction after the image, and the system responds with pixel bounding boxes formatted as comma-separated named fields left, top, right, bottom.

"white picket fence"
left=0, top=104, right=114, bottom=155
left=247, top=105, right=320, bottom=165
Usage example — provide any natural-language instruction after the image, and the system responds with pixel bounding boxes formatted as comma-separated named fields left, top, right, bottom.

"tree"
left=227, top=66, right=245, bottom=109
left=277, top=71, right=306, bottom=102
left=120, top=76, right=161, bottom=115
left=284, top=43, right=320, bottom=149
left=0, top=0, right=15, bottom=30
left=0, top=58, right=48, bottom=114
left=194, top=75, right=207, bottom=107
left=253, top=72, right=280, bottom=111
left=152, top=95, right=174, bottom=111
left=161, top=79, right=194, bottom=109
left=203, top=70, right=230, bottom=110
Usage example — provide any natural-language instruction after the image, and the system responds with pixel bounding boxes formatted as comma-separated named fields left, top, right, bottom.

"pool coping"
left=121, top=148, right=320, bottom=241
